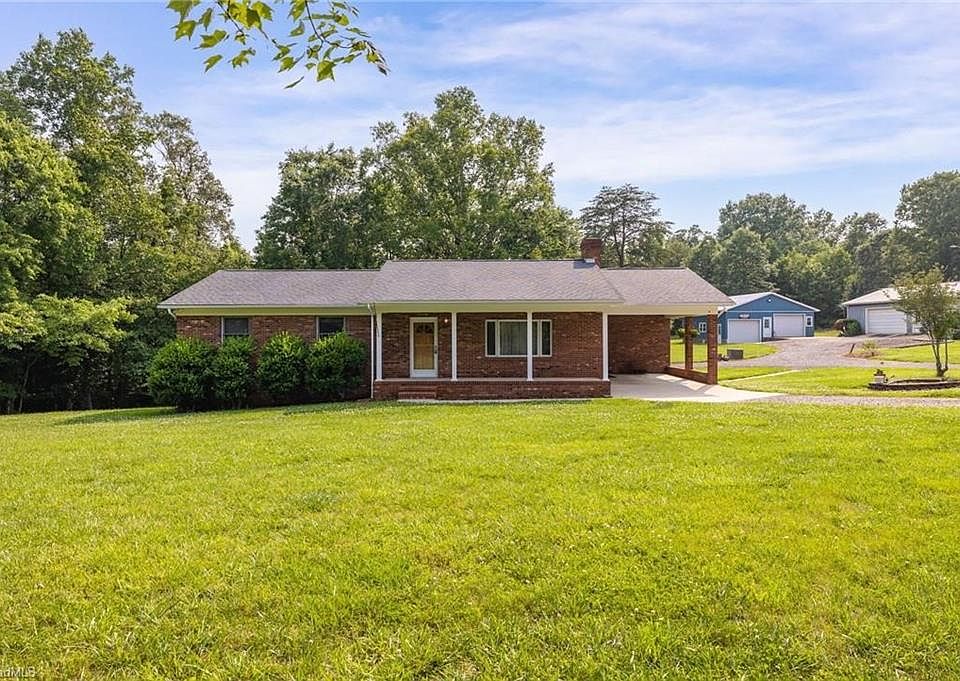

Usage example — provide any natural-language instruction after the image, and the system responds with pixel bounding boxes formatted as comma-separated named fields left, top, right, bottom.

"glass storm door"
left=411, top=319, right=438, bottom=378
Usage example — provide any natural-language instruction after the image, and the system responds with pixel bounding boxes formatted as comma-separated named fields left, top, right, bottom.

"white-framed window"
left=763, top=317, right=772, bottom=329
left=222, top=317, right=250, bottom=339
left=805, top=315, right=814, bottom=328
left=317, top=316, right=345, bottom=339
left=485, top=319, right=552, bottom=357
left=698, top=321, right=707, bottom=334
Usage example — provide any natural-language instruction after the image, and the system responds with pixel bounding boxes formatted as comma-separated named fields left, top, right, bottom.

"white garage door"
left=866, top=307, right=908, bottom=335
left=727, top=319, right=762, bottom=343
left=773, top=313, right=805, bottom=337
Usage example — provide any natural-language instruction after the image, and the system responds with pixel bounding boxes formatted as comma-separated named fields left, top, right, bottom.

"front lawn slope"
left=1, top=401, right=959, bottom=678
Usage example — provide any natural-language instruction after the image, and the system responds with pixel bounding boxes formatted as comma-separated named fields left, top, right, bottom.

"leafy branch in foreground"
left=167, top=0, right=387, bottom=86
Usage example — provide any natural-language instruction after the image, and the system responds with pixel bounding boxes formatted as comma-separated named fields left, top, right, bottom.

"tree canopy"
left=0, top=30, right=248, bottom=412
left=579, top=185, right=670, bottom=267
left=255, top=87, right=579, bottom=268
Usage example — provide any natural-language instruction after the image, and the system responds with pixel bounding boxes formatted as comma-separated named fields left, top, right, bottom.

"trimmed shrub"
left=211, top=337, right=255, bottom=408
left=305, top=332, right=367, bottom=401
left=834, top=318, right=863, bottom=336
left=147, top=338, right=217, bottom=410
left=257, top=332, right=307, bottom=403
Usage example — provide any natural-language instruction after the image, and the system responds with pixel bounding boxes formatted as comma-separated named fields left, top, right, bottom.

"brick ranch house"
left=159, top=239, right=731, bottom=400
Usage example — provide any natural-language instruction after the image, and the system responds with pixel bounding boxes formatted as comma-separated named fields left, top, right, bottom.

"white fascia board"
left=372, top=300, right=621, bottom=313
left=159, top=305, right=370, bottom=316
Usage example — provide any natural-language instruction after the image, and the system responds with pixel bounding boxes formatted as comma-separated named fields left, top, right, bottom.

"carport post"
left=706, top=313, right=719, bottom=384
left=683, top=317, right=694, bottom=371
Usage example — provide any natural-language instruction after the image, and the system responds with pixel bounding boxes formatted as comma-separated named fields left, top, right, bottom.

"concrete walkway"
left=611, top=374, right=778, bottom=403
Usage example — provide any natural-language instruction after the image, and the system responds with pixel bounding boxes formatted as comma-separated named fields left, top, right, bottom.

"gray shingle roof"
left=368, top=260, right=622, bottom=302
left=602, top=268, right=732, bottom=306
left=159, top=261, right=732, bottom=308
left=158, top=269, right=378, bottom=308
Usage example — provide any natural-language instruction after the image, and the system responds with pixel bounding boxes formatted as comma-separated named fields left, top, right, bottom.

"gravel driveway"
left=764, top=394, right=960, bottom=407
left=733, top=335, right=935, bottom=369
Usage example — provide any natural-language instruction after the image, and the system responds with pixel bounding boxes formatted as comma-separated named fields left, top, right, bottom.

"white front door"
left=773, top=313, right=805, bottom=337
left=410, top=318, right=438, bottom=377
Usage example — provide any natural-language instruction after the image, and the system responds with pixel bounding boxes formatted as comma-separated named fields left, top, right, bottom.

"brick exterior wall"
left=373, top=379, right=609, bottom=400
left=379, top=312, right=602, bottom=379
left=175, top=316, right=220, bottom=344
left=607, top=315, right=671, bottom=374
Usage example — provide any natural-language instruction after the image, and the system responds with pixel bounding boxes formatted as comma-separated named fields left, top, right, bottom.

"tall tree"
left=774, top=246, right=855, bottom=322
left=687, top=235, right=721, bottom=287
left=1, top=31, right=249, bottom=412
left=579, top=184, right=671, bottom=267
left=713, top=227, right=770, bottom=295
left=370, top=87, right=577, bottom=260
left=256, top=145, right=380, bottom=269
left=718, top=193, right=826, bottom=261
left=896, top=171, right=960, bottom=279
left=146, top=112, right=235, bottom=246
left=0, top=114, right=101, bottom=302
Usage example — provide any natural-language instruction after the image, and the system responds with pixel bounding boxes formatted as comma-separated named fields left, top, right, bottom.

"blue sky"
left=5, top=2, right=960, bottom=248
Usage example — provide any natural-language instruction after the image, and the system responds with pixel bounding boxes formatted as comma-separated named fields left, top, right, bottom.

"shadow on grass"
left=59, top=406, right=190, bottom=426
left=58, top=396, right=612, bottom=426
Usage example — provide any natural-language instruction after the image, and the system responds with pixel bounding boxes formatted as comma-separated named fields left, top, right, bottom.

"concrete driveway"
left=734, top=335, right=934, bottom=369
left=611, top=374, right=778, bottom=403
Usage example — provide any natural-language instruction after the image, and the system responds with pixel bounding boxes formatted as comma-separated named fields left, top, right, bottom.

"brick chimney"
left=580, top=237, right=602, bottom=266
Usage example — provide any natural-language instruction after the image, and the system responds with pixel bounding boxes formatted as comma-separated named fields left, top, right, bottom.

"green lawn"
left=726, top=367, right=960, bottom=397
left=878, top=340, right=953, bottom=363
left=3, top=401, right=960, bottom=677
left=717, top=366, right=789, bottom=381
left=814, top=328, right=840, bottom=337
left=669, top=339, right=776, bottom=363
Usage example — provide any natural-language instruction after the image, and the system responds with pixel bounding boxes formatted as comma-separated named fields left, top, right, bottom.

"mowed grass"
left=727, top=367, right=960, bottom=397
left=3, top=401, right=960, bottom=677
left=717, top=366, right=788, bottom=381
left=669, top=339, right=776, bottom=363
left=878, top=340, right=954, bottom=363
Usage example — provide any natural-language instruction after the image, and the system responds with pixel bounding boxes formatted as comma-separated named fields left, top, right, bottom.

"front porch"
left=371, top=308, right=719, bottom=401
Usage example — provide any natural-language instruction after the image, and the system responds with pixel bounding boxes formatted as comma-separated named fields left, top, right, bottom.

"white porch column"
left=526, top=311, right=534, bottom=381
left=369, top=312, right=375, bottom=397
left=451, top=312, right=458, bottom=381
left=602, top=311, right=609, bottom=381
left=375, top=311, right=383, bottom=381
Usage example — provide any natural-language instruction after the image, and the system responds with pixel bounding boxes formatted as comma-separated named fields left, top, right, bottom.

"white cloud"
left=164, top=1, right=960, bottom=247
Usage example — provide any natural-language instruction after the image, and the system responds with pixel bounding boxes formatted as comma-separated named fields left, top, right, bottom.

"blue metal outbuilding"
left=694, top=292, right=818, bottom=343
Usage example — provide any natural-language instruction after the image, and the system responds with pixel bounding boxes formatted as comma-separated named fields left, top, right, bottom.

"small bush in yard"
left=306, top=332, right=367, bottom=400
left=212, top=337, right=255, bottom=408
left=834, top=318, right=863, bottom=336
left=148, top=338, right=217, bottom=410
left=257, top=332, right=307, bottom=403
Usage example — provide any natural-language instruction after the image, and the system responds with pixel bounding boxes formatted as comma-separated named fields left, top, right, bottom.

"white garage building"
left=840, top=286, right=960, bottom=335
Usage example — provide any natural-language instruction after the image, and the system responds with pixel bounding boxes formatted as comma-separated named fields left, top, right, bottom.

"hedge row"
left=147, top=331, right=367, bottom=411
